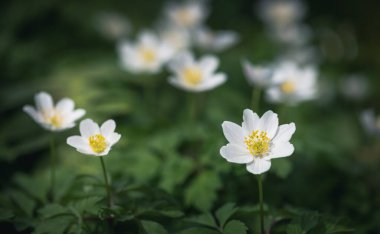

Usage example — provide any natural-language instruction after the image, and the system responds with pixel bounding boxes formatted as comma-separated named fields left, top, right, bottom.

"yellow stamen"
left=140, top=47, right=156, bottom=63
left=89, top=134, right=107, bottom=154
left=281, top=80, right=295, bottom=94
left=46, top=114, right=62, bottom=128
left=244, top=130, right=271, bottom=158
left=183, top=67, right=202, bottom=86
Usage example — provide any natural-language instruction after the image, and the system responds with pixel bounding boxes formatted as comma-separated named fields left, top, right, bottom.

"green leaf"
left=187, top=213, right=218, bottom=228
left=287, top=224, right=305, bottom=234
left=224, top=220, right=248, bottom=234
left=141, top=220, right=168, bottom=234
left=33, top=215, right=76, bottom=234
left=38, top=204, right=70, bottom=219
left=9, top=190, right=36, bottom=216
left=69, top=196, right=102, bottom=215
left=0, top=207, right=14, bottom=220
left=185, top=170, right=222, bottom=211
left=176, top=227, right=219, bottom=234
left=215, top=203, right=238, bottom=227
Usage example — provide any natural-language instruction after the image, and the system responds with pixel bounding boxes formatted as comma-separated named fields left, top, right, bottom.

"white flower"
left=67, top=119, right=121, bottom=156
left=23, top=92, right=85, bottom=131
left=266, top=61, right=318, bottom=105
left=258, top=0, right=305, bottom=30
left=168, top=52, right=227, bottom=92
left=165, top=1, right=207, bottom=29
left=242, top=60, right=272, bottom=88
left=360, top=110, right=380, bottom=136
left=94, top=12, right=131, bottom=40
left=269, top=24, right=312, bottom=46
left=118, top=31, right=173, bottom=74
left=220, top=109, right=296, bottom=174
left=193, top=27, right=239, bottom=52
left=160, top=26, right=191, bottom=55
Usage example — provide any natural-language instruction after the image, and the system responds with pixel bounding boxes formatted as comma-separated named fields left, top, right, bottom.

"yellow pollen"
left=281, top=80, right=296, bottom=94
left=244, top=130, right=271, bottom=158
left=140, top=47, right=156, bottom=63
left=47, top=114, right=62, bottom=128
left=88, top=134, right=107, bottom=154
left=183, top=67, right=202, bottom=86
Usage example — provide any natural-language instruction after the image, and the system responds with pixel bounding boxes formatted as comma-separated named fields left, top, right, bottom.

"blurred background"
left=1, top=0, right=380, bottom=233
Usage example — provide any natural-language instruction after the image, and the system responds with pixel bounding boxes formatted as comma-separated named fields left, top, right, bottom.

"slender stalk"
left=252, top=87, right=262, bottom=113
left=258, top=174, right=264, bottom=234
left=188, top=93, right=197, bottom=122
left=99, top=157, right=112, bottom=208
left=49, top=134, right=56, bottom=200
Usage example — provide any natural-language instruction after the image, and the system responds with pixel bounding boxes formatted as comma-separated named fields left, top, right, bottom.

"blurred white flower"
left=160, top=26, right=191, bottom=55
left=266, top=61, right=318, bottom=105
left=94, top=12, right=131, bottom=40
left=193, top=27, right=239, bottom=52
left=360, top=110, right=380, bottom=136
left=340, top=74, right=369, bottom=101
left=168, top=52, right=226, bottom=92
left=258, top=0, right=305, bottom=30
left=242, top=60, right=272, bottom=88
left=165, top=1, right=207, bottom=29
left=23, top=92, right=85, bottom=131
left=67, top=119, right=121, bottom=156
left=220, top=109, right=295, bottom=174
left=269, top=24, right=312, bottom=46
left=118, top=31, right=173, bottom=74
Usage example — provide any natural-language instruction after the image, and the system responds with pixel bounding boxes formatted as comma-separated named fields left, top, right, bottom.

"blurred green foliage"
left=1, top=0, right=380, bottom=233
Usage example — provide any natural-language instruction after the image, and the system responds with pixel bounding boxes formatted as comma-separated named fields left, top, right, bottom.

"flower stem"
left=258, top=174, right=264, bottom=234
left=99, top=157, right=112, bottom=208
left=188, top=93, right=198, bottom=122
left=252, top=87, right=262, bottom=114
left=49, top=134, right=56, bottom=201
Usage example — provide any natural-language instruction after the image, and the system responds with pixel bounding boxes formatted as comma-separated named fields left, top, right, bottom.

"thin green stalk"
left=49, top=134, right=56, bottom=200
left=188, top=93, right=197, bottom=123
left=252, top=87, right=262, bottom=113
left=99, top=157, right=112, bottom=208
left=258, top=174, right=264, bottom=234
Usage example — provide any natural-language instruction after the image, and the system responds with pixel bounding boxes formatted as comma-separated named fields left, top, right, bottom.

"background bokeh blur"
left=1, top=0, right=380, bottom=233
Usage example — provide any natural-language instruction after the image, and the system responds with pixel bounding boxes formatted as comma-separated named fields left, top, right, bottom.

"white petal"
left=269, top=142, right=294, bottom=159
left=221, top=121, right=245, bottom=145
left=242, top=109, right=260, bottom=133
left=55, top=98, right=74, bottom=113
left=108, top=132, right=121, bottom=145
left=220, top=144, right=252, bottom=164
left=199, top=55, right=219, bottom=75
left=258, top=110, right=278, bottom=139
left=273, top=123, right=296, bottom=143
left=246, top=159, right=271, bottom=174
left=79, top=119, right=100, bottom=137
left=67, top=136, right=88, bottom=149
left=35, top=92, right=53, bottom=113
left=23, top=106, right=41, bottom=123
left=199, top=73, right=226, bottom=91
left=101, top=119, right=116, bottom=138
left=69, top=109, right=86, bottom=122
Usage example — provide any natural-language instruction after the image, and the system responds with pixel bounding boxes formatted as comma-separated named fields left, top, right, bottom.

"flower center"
left=244, top=130, right=271, bottom=158
left=183, top=67, right=202, bottom=86
left=281, top=80, right=296, bottom=94
left=47, top=114, right=62, bottom=128
left=89, top=134, right=107, bottom=153
left=140, top=47, right=156, bottom=63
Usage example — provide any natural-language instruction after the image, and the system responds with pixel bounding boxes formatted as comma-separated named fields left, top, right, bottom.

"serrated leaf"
left=224, top=220, right=248, bottom=234
left=33, top=215, right=76, bottom=234
left=70, top=196, right=102, bottom=215
left=187, top=213, right=218, bottom=228
left=38, top=204, right=70, bottom=219
left=141, top=220, right=168, bottom=234
left=287, top=224, right=305, bottom=234
left=176, top=227, right=219, bottom=234
left=215, top=203, right=237, bottom=227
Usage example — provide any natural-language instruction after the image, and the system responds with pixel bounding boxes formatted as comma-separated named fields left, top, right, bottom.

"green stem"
left=99, top=157, right=112, bottom=208
left=49, top=134, right=56, bottom=200
left=188, top=93, right=197, bottom=123
left=258, top=174, right=264, bottom=234
left=252, top=87, right=262, bottom=114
